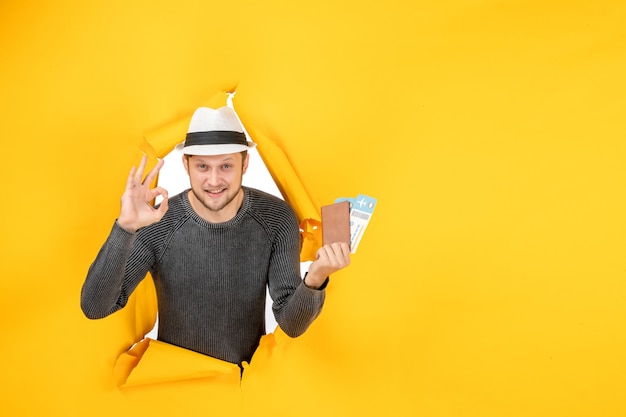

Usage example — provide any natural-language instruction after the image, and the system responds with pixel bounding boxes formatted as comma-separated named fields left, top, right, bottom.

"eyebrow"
left=194, top=156, right=236, bottom=163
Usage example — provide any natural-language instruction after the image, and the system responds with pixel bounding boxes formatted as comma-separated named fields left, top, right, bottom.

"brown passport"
left=321, top=200, right=351, bottom=247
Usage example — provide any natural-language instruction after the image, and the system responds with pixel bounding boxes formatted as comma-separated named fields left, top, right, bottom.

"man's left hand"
left=304, top=242, right=351, bottom=289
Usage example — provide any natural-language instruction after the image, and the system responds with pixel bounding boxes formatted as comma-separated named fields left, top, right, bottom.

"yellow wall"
left=1, top=1, right=625, bottom=416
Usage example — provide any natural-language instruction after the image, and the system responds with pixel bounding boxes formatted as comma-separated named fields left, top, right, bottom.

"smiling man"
left=81, top=107, right=351, bottom=368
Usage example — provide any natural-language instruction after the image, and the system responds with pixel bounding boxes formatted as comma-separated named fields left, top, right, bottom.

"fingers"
left=133, top=155, right=148, bottom=187
left=304, top=242, right=351, bottom=287
left=156, top=196, right=169, bottom=217
left=316, top=242, right=351, bottom=268
left=127, top=156, right=164, bottom=189
left=149, top=186, right=169, bottom=203
left=142, top=158, right=165, bottom=186
left=125, top=165, right=137, bottom=191
left=150, top=187, right=169, bottom=219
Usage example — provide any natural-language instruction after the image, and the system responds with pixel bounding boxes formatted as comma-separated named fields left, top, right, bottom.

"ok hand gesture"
left=117, top=155, right=169, bottom=233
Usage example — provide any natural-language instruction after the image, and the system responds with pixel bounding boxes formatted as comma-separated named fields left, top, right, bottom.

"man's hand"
left=304, top=242, right=351, bottom=289
left=117, top=155, right=169, bottom=233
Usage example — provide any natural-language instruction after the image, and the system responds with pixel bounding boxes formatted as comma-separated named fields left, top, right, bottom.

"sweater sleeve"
left=274, top=280, right=326, bottom=338
left=267, top=206, right=326, bottom=338
left=80, top=221, right=153, bottom=319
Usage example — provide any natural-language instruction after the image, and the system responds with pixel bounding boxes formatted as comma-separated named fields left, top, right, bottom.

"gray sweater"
left=81, top=187, right=325, bottom=365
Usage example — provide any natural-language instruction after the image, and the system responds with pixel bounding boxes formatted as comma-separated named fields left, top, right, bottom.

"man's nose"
left=207, top=169, right=220, bottom=185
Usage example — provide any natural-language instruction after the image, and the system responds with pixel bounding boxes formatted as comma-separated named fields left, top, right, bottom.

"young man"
left=81, top=107, right=350, bottom=366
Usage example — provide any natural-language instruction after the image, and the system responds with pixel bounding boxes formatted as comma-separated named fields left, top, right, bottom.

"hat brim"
left=174, top=141, right=257, bottom=156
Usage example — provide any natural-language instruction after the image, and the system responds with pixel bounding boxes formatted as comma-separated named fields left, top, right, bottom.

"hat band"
left=184, top=131, right=248, bottom=147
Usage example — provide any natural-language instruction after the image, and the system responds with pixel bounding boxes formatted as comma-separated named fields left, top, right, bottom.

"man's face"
left=183, top=152, right=249, bottom=222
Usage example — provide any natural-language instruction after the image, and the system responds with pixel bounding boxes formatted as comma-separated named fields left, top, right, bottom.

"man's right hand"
left=117, top=155, right=169, bottom=233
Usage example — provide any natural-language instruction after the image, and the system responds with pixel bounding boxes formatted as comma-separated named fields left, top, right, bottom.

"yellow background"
left=1, top=0, right=625, bottom=416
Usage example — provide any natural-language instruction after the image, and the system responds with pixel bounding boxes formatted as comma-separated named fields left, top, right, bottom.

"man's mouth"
left=206, top=188, right=226, bottom=196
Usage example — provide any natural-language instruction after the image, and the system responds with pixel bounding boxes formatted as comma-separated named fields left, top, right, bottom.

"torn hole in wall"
left=149, top=94, right=311, bottom=339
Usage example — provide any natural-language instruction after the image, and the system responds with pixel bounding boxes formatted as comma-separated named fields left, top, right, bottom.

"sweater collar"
left=181, top=187, right=251, bottom=228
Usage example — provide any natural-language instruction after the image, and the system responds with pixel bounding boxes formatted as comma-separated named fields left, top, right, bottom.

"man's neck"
left=187, top=188, right=245, bottom=223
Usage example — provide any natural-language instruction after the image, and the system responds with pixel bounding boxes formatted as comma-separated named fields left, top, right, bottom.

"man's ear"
left=242, top=152, right=250, bottom=175
left=182, top=155, right=190, bottom=175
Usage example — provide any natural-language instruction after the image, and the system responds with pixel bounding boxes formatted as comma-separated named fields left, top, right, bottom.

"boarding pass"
left=334, top=194, right=377, bottom=254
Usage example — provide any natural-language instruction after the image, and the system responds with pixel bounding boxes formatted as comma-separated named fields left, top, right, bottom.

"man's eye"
left=222, top=164, right=232, bottom=169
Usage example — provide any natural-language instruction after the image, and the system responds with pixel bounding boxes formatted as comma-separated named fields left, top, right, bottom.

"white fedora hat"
left=175, top=106, right=257, bottom=155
